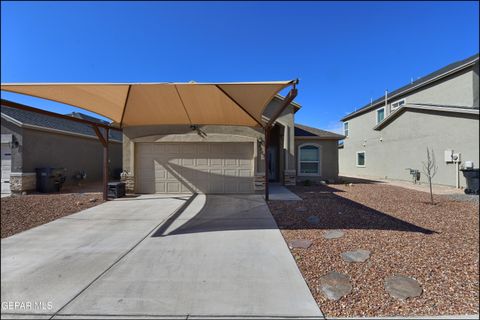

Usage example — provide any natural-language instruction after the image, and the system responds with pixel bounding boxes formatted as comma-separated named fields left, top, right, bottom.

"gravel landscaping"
left=268, top=182, right=479, bottom=317
left=1, top=193, right=104, bottom=238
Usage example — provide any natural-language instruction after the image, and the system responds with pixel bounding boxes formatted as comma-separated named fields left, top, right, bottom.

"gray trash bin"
left=461, top=168, right=479, bottom=195
left=35, top=168, right=67, bottom=193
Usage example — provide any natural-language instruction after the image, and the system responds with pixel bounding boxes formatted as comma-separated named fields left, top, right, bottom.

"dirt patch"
left=1, top=193, right=104, bottom=238
left=268, top=182, right=479, bottom=317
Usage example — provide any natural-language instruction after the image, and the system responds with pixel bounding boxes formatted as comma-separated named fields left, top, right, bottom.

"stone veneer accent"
left=120, top=171, right=135, bottom=194
left=283, top=170, right=296, bottom=185
left=254, top=174, right=265, bottom=191
left=10, top=172, right=36, bottom=194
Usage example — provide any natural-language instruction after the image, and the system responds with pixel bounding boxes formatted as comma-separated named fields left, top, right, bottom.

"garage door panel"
left=196, top=144, right=210, bottom=154
left=136, top=142, right=254, bottom=194
left=224, top=159, right=237, bottom=166
left=239, top=159, right=251, bottom=167
left=182, top=158, right=195, bottom=166
left=155, top=182, right=166, bottom=193
left=208, top=158, right=221, bottom=166
left=196, top=158, right=208, bottom=166
left=239, top=169, right=252, bottom=177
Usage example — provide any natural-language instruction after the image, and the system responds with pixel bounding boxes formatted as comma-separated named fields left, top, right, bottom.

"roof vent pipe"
left=384, top=90, right=388, bottom=109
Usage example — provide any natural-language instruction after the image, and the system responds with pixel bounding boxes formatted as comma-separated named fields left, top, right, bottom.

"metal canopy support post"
left=264, top=126, right=271, bottom=201
left=93, top=126, right=110, bottom=201
left=264, top=82, right=298, bottom=201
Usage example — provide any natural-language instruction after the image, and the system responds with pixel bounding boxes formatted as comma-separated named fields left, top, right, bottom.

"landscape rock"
left=323, top=230, right=344, bottom=239
left=288, top=239, right=313, bottom=249
left=296, top=207, right=307, bottom=212
left=384, top=275, right=423, bottom=300
left=306, top=215, right=320, bottom=225
left=318, top=271, right=352, bottom=301
left=341, top=249, right=371, bottom=263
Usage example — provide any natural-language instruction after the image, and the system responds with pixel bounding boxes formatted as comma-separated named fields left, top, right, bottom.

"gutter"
left=342, top=56, right=479, bottom=122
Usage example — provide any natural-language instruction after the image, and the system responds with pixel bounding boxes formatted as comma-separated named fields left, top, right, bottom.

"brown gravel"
left=268, top=182, right=479, bottom=317
left=1, top=193, right=104, bottom=238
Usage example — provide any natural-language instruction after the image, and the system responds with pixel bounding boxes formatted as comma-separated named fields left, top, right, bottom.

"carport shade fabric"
left=0, top=81, right=296, bottom=128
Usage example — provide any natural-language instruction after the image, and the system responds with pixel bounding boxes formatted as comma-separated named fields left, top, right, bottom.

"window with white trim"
left=356, top=151, right=366, bottom=167
left=299, top=144, right=320, bottom=175
left=391, top=99, right=406, bottom=110
left=376, top=107, right=385, bottom=124
left=343, top=122, right=349, bottom=137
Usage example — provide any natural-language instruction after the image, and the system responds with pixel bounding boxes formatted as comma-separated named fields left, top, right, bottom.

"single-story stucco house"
left=121, top=95, right=344, bottom=194
left=1, top=104, right=122, bottom=195
left=339, top=53, right=479, bottom=188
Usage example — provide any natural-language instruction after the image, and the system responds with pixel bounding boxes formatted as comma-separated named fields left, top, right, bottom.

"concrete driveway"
left=1, top=194, right=322, bottom=319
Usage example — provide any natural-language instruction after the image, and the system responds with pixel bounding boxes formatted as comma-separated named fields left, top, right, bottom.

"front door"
left=268, top=146, right=277, bottom=182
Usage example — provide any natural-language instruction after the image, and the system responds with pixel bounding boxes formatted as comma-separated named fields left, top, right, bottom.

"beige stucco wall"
left=22, top=128, right=123, bottom=185
left=295, top=139, right=340, bottom=183
left=340, top=110, right=479, bottom=187
left=340, top=63, right=479, bottom=188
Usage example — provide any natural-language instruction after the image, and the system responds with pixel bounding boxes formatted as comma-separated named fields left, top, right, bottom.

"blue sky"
left=1, top=1, right=478, bottom=132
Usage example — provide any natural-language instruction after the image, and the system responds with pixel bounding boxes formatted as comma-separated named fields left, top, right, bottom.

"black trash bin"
left=35, top=168, right=67, bottom=193
left=461, top=168, right=479, bottom=195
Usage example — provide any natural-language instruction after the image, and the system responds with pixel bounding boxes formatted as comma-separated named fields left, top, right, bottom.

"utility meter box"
left=444, top=149, right=453, bottom=163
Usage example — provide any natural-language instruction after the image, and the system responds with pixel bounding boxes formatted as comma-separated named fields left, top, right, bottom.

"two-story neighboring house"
left=339, top=53, right=479, bottom=188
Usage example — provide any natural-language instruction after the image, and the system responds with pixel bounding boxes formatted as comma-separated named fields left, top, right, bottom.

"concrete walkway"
left=1, top=194, right=321, bottom=319
left=268, top=184, right=302, bottom=201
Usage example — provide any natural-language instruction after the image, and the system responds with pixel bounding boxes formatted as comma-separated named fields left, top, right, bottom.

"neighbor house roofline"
left=294, top=123, right=345, bottom=140
left=341, top=53, right=479, bottom=122
left=1, top=113, right=122, bottom=143
left=373, top=103, right=480, bottom=130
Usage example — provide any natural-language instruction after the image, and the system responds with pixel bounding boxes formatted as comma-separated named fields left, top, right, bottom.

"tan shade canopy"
left=0, top=81, right=296, bottom=128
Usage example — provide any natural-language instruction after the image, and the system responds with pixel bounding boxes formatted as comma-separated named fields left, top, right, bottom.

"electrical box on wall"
left=444, top=149, right=453, bottom=163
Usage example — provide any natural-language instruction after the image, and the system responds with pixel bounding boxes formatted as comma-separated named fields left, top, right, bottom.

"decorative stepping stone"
left=341, top=249, right=370, bottom=263
left=288, top=239, right=313, bottom=249
left=384, top=275, right=423, bottom=300
left=306, top=215, right=320, bottom=225
left=323, top=230, right=344, bottom=239
left=318, top=271, right=352, bottom=301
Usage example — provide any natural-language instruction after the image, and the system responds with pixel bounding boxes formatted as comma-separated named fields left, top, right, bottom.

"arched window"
left=298, top=144, right=320, bottom=176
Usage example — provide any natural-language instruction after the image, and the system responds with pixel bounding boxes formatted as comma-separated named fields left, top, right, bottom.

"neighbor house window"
left=391, top=99, right=406, bottom=110
left=376, top=107, right=385, bottom=124
left=356, top=151, right=366, bottom=167
left=344, top=122, right=349, bottom=137
left=299, top=144, right=320, bottom=175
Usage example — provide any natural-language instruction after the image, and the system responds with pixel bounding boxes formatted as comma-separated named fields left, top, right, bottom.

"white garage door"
left=1, top=143, right=12, bottom=194
left=136, top=142, right=254, bottom=194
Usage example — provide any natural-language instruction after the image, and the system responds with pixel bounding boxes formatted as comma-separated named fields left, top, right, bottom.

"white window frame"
left=391, top=98, right=406, bottom=110
left=298, top=143, right=322, bottom=176
left=343, top=122, right=349, bottom=137
left=376, top=107, right=385, bottom=124
left=356, top=151, right=366, bottom=168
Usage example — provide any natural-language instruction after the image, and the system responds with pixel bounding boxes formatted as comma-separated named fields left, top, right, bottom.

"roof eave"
left=342, top=55, right=479, bottom=122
